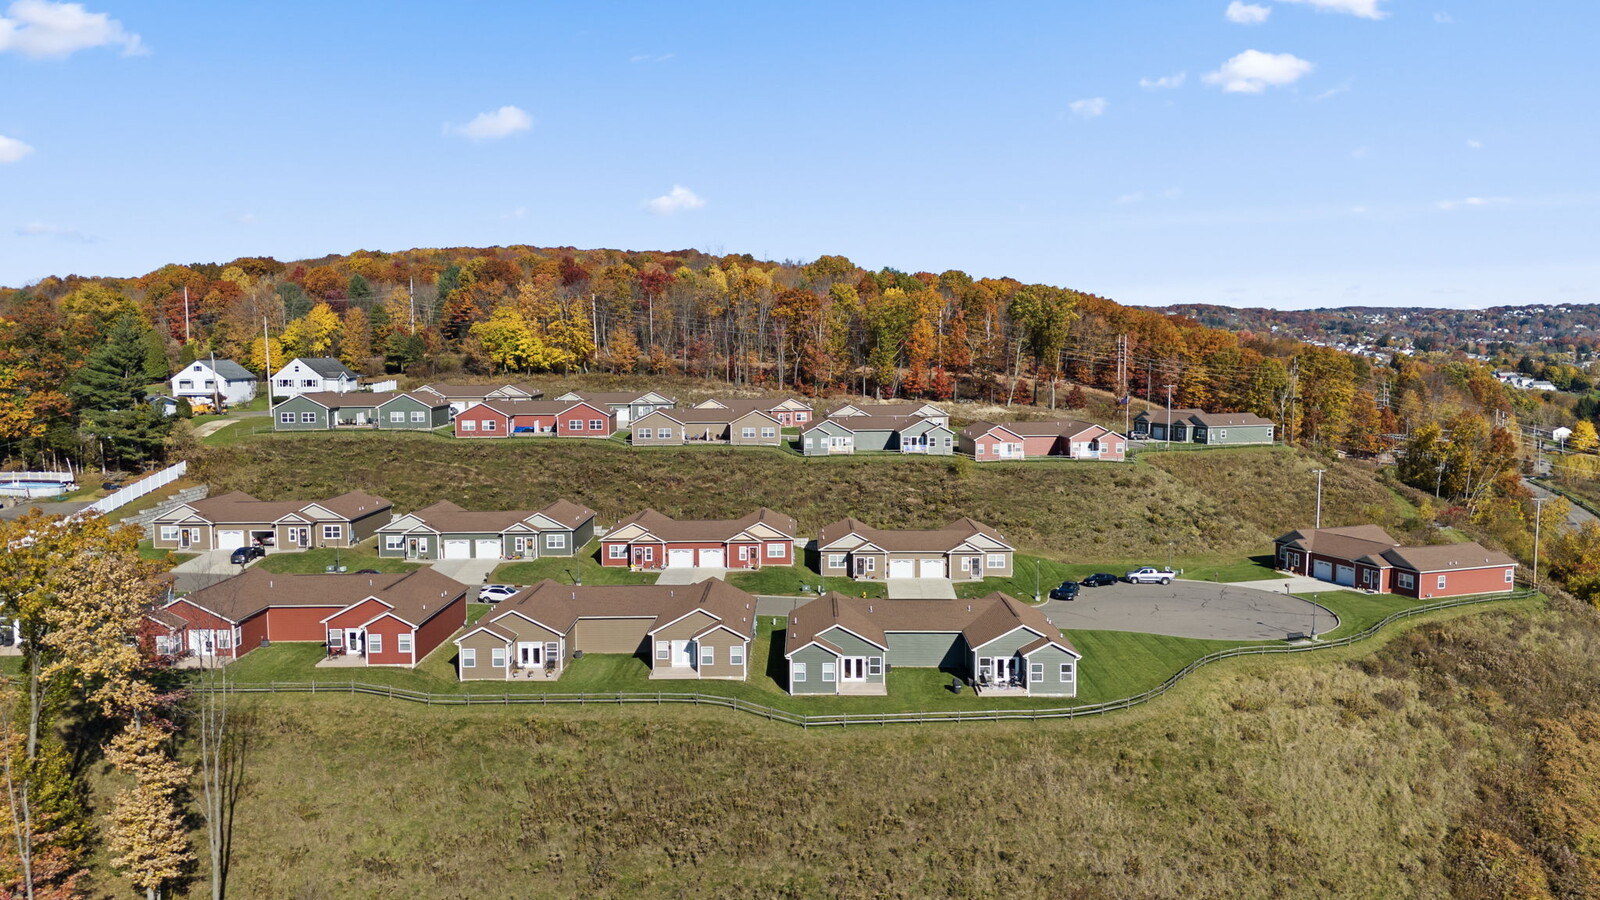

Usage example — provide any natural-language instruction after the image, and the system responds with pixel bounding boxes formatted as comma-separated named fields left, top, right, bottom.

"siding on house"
left=885, top=631, right=966, bottom=668
left=270, top=394, right=331, bottom=430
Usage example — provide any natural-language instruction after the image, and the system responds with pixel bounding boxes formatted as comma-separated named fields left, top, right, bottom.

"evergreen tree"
left=347, top=274, right=374, bottom=309
left=81, top=407, right=171, bottom=467
left=275, top=282, right=311, bottom=320
left=69, top=315, right=158, bottom=413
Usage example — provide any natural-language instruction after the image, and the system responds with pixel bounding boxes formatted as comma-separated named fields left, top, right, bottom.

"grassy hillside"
left=134, top=600, right=1600, bottom=900
left=193, top=435, right=1416, bottom=561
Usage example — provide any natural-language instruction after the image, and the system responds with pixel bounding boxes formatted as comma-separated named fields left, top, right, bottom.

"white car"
left=1124, top=567, right=1175, bottom=585
left=478, top=584, right=519, bottom=603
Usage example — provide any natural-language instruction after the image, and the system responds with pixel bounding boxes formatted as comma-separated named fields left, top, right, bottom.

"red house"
left=320, top=568, right=470, bottom=666
left=453, top=400, right=615, bottom=439
left=149, top=568, right=468, bottom=664
left=958, top=420, right=1126, bottom=462
left=600, top=508, right=798, bottom=570
left=1274, top=525, right=1518, bottom=598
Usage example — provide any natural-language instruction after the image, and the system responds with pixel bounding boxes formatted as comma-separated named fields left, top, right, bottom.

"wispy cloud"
left=1225, top=2, right=1272, bottom=24
left=0, top=133, right=33, bottom=163
left=1138, top=72, right=1186, bottom=90
left=1433, top=11, right=1454, bottom=23
left=629, top=53, right=673, bottom=64
left=233, top=212, right=257, bottom=225
left=1437, top=196, right=1510, bottom=211
left=1313, top=79, right=1352, bottom=101
left=502, top=206, right=527, bottom=220
left=1275, top=0, right=1389, bottom=20
left=644, top=185, right=705, bottom=215
left=0, top=0, right=145, bottom=59
left=446, top=105, right=533, bottom=140
left=1466, top=139, right=1482, bottom=149
left=1203, top=50, right=1314, bottom=93
left=1069, top=97, right=1108, bottom=118
left=16, top=222, right=95, bottom=242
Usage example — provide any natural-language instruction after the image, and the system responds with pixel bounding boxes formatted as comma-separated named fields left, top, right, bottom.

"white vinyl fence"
left=84, top=461, right=188, bottom=516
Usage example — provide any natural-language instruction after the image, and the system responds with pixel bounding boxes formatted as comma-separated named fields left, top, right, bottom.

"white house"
left=169, top=359, right=259, bottom=406
left=270, top=358, right=358, bottom=398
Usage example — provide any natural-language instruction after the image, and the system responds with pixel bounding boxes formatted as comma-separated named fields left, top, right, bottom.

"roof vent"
left=868, top=605, right=873, bottom=613
left=966, top=605, right=971, bottom=612
left=790, top=616, right=798, bottom=625
left=269, top=580, right=274, bottom=588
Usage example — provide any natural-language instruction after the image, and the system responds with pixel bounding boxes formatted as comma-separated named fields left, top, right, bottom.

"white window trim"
left=609, top=544, right=627, bottom=559
left=1060, top=662, right=1075, bottom=682
left=655, top=641, right=670, bottom=660
left=821, top=662, right=836, bottom=682
left=1030, top=662, right=1043, bottom=683
left=368, top=634, right=382, bottom=654
left=461, top=420, right=477, bottom=431
left=490, top=648, right=506, bottom=667
left=1399, top=573, right=1415, bottom=589
left=483, top=420, right=497, bottom=431
left=410, top=411, right=425, bottom=422
left=1505, top=569, right=1515, bottom=584
left=766, top=542, right=785, bottom=559
left=729, top=645, right=744, bottom=666
left=397, top=634, right=413, bottom=654
left=659, top=428, right=674, bottom=439
left=868, top=657, right=882, bottom=676
left=322, top=524, right=342, bottom=541
left=1437, top=575, right=1447, bottom=589
left=546, top=534, right=567, bottom=549
left=461, top=648, right=476, bottom=668
left=300, top=412, right=316, bottom=423
left=792, top=662, right=806, bottom=683
left=160, top=526, right=179, bottom=541
left=637, top=428, right=653, bottom=440
left=589, top=419, right=605, bottom=430
left=828, top=553, right=845, bottom=569
left=278, top=412, right=294, bottom=424
left=389, top=411, right=405, bottom=422
left=384, top=535, right=403, bottom=550
left=700, top=645, right=715, bottom=666
left=567, top=419, right=582, bottom=430
left=987, top=554, right=1005, bottom=569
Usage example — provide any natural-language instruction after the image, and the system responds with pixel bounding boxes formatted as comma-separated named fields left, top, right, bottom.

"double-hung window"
left=868, top=657, right=882, bottom=676
left=1060, top=662, right=1074, bottom=682
left=767, top=542, right=785, bottom=559
left=279, top=412, right=295, bottom=424
left=656, top=641, right=670, bottom=660
left=384, top=535, right=403, bottom=551
left=490, top=648, right=506, bottom=667
left=546, top=534, right=567, bottom=550
left=1029, top=663, right=1043, bottom=683
left=322, top=524, right=342, bottom=541
left=1505, top=569, right=1515, bottom=584
left=637, top=428, right=653, bottom=440
left=729, top=645, right=744, bottom=667
left=410, top=411, right=426, bottom=423
left=742, top=427, right=756, bottom=439
left=828, top=553, right=845, bottom=569
left=483, top=420, right=496, bottom=432
left=761, top=427, right=776, bottom=439
left=792, top=663, right=807, bottom=683
left=397, top=635, right=412, bottom=654
left=389, top=411, right=405, bottom=423
left=300, top=412, right=317, bottom=423
left=461, top=420, right=477, bottom=431
left=460, top=648, right=476, bottom=668
left=589, top=419, right=605, bottom=431
left=1437, top=575, right=1447, bottom=589
left=821, top=662, right=836, bottom=682
left=368, top=634, right=383, bottom=654
left=160, top=526, right=179, bottom=542
left=567, top=419, right=582, bottom=430
left=987, top=554, right=1005, bottom=569
left=700, top=645, right=715, bottom=666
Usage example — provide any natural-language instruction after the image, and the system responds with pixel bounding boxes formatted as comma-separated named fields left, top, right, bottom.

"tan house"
left=827, top=401, right=950, bottom=428
left=815, top=516, right=1015, bottom=581
left=630, top=407, right=784, bottom=446
left=692, top=396, right=814, bottom=427
left=453, top=579, right=758, bottom=681
left=151, top=490, right=392, bottom=552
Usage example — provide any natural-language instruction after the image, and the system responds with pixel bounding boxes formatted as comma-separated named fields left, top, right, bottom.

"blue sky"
left=1, top=1, right=1594, bottom=309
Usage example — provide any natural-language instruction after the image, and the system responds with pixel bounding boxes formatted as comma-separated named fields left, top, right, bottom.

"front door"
left=345, top=629, right=364, bottom=655
left=287, top=527, right=309, bottom=547
left=179, top=528, right=196, bottom=549
left=841, top=658, right=867, bottom=681
left=518, top=643, right=541, bottom=667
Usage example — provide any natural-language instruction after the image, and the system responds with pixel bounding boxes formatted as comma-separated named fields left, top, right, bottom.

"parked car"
left=1048, top=581, right=1080, bottom=601
left=229, top=546, right=265, bottom=565
left=1079, top=573, right=1119, bottom=587
left=1124, top=567, right=1176, bottom=585
left=478, top=584, right=519, bottom=603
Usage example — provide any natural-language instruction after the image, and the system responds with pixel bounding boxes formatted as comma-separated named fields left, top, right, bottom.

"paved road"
left=1040, top=579, right=1337, bottom=641
left=1524, top=478, right=1597, bottom=530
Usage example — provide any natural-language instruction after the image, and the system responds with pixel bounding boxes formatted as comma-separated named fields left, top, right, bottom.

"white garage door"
left=442, top=540, right=471, bottom=559
left=920, top=558, right=946, bottom=578
left=888, top=559, right=916, bottom=578
left=666, top=548, right=695, bottom=568
left=1312, top=559, right=1333, bottom=582
left=1335, top=564, right=1356, bottom=587
left=699, top=548, right=725, bottom=567
left=475, top=538, right=501, bottom=559
left=218, top=529, right=245, bottom=549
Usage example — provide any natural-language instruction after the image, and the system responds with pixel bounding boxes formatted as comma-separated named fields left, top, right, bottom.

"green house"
left=273, top=391, right=449, bottom=431
left=783, top=593, right=1080, bottom=697
left=798, top=415, right=954, bottom=456
left=376, top=499, right=597, bottom=561
left=375, top=393, right=452, bottom=430
left=1188, top=412, right=1276, bottom=445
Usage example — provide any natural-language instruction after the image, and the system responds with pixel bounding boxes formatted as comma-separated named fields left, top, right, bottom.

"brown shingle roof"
left=312, top=490, right=391, bottom=520
left=1379, top=542, right=1517, bottom=573
left=347, top=567, right=470, bottom=626
left=1135, top=408, right=1204, bottom=425
left=485, top=579, right=757, bottom=639
left=611, top=508, right=797, bottom=542
left=1188, top=411, right=1275, bottom=428
left=784, top=592, right=1075, bottom=657
left=175, top=568, right=465, bottom=623
left=1274, top=525, right=1399, bottom=563
left=828, top=401, right=945, bottom=419
left=817, top=517, right=1013, bottom=553
left=282, top=391, right=396, bottom=409
left=417, top=383, right=543, bottom=400
left=469, top=399, right=597, bottom=417
left=814, top=414, right=938, bottom=433
left=393, top=500, right=594, bottom=534
left=184, top=491, right=305, bottom=524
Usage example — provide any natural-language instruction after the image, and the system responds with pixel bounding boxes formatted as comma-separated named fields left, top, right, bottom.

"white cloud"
left=1437, top=196, right=1509, bottom=210
left=644, top=185, right=705, bottom=215
left=1351, top=146, right=1370, bottom=159
left=1138, top=72, right=1186, bottom=90
left=16, top=222, right=93, bottom=241
left=1433, top=11, right=1454, bottom=23
left=447, top=105, right=533, bottom=140
left=233, top=212, right=257, bottom=225
left=0, top=0, right=144, bottom=59
left=1069, top=97, right=1108, bottom=118
left=1116, top=192, right=1145, bottom=205
left=629, top=53, right=673, bottom=63
left=0, top=133, right=33, bottom=162
left=1274, top=0, right=1389, bottom=20
left=1313, top=80, right=1352, bottom=101
left=1203, top=50, right=1314, bottom=93
left=1466, top=139, right=1482, bottom=149
left=1225, top=2, right=1272, bottom=24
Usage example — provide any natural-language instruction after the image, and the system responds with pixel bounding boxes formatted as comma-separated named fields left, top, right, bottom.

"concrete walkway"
left=655, top=566, right=729, bottom=585
left=886, top=578, right=956, bottom=599
left=1223, top=575, right=1338, bottom=595
left=171, top=549, right=251, bottom=593
left=428, top=558, right=501, bottom=586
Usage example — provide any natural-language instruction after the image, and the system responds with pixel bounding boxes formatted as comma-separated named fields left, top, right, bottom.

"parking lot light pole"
left=1167, top=542, right=1175, bottom=571
left=1033, top=559, right=1041, bottom=603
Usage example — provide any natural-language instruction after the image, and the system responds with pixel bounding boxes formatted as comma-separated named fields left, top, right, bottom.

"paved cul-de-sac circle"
left=1040, top=579, right=1337, bottom=641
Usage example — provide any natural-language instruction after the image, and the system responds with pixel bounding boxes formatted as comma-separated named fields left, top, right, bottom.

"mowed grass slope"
left=194, top=435, right=1416, bottom=560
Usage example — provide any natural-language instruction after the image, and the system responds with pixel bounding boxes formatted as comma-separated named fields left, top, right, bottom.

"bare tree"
left=193, top=668, right=252, bottom=900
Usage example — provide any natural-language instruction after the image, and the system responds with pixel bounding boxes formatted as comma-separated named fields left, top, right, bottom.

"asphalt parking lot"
left=1040, top=579, right=1337, bottom=641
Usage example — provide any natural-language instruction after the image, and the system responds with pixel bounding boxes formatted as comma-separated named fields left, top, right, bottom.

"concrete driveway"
left=655, top=567, right=728, bottom=585
left=428, top=558, right=502, bottom=586
left=886, top=578, right=957, bottom=599
left=1041, top=579, right=1337, bottom=641
left=171, top=550, right=252, bottom=593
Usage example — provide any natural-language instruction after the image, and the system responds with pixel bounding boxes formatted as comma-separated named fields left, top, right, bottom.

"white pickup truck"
left=1124, top=567, right=1176, bottom=585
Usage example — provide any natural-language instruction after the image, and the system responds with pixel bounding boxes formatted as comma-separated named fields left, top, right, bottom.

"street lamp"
left=1532, top=496, right=1546, bottom=591
left=1167, top=541, right=1175, bottom=571
left=1164, top=384, right=1176, bottom=446
left=1312, top=469, right=1326, bottom=529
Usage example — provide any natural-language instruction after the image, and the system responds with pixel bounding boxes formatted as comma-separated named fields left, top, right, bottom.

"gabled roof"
left=608, top=508, right=797, bottom=543
left=555, top=390, right=673, bottom=406
left=694, top=397, right=811, bottom=415
left=414, top=383, right=544, bottom=401
left=275, top=391, right=395, bottom=410
left=186, top=359, right=258, bottom=381
left=1379, top=542, right=1516, bottom=573
left=463, top=399, right=603, bottom=418
left=1134, top=408, right=1204, bottom=425
left=144, top=608, right=188, bottom=630
left=378, top=499, right=595, bottom=535
left=827, top=401, right=947, bottom=419
left=485, top=579, right=757, bottom=640
left=784, top=592, right=1074, bottom=659
left=958, top=421, right=1024, bottom=441
left=1188, top=411, right=1275, bottom=428
left=980, top=419, right=1116, bottom=440
left=373, top=391, right=451, bottom=410
left=172, top=568, right=467, bottom=623
left=641, top=406, right=780, bottom=427
left=282, top=357, right=357, bottom=379
left=160, top=489, right=389, bottom=526
left=313, top=490, right=392, bottom=520
left=1274, top=525, right=1400, bottom=564
left=813, top=413, right=941, bottom=435
left=816, top=516, right=1013, bottom=554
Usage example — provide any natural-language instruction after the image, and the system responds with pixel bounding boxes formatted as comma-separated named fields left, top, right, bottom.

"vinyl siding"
left=694, top=630, right=749, bottom=680
left=456, top=630, right=510, bottom=680
left=569, top=618, right=651, bottom=655
left=788, top=644, right=840, bottom=694
left=970, top=627, right=1047, bottom=660
left=885, top=631, right=965, bottom=668
left=652, top=611, right=718, bottom=642
left=271, top=396, right=330, bottom=430
left=817, top=627, right=885, bottom=658
left=1194, top=424, right=1274, bottom=445
left=1023, top=644, right=1079, bottom=697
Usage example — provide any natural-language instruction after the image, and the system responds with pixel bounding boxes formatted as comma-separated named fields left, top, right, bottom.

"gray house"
left=552, top=390, right=674, bottom=426
left=814, top=517, right=1015, bottom=581
left=272, top=391, right=449, bottom=431
left=1133, top=408, right=1275, bottom=445
left=826, top=401, right=950, bottom=428
left=630, top=408, right=784, bottom=446
left=799, top=415, right=954, bottom=456
left=783, top=593, right=1080, bottom=697
left=376, top=499, right=596, bottom=561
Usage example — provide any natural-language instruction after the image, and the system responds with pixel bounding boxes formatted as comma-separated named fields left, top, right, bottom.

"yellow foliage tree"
left=246, top=334, right=284, bottom=378
left=1569, top=420, right=1598, bottom=453
left=280, top=302, right=342, bottom=358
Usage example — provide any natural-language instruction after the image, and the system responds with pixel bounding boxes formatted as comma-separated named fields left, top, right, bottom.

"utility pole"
left=262, top=316, right=273, bottom=402
left=408, top=276, right=416, bottom=332
left=1164, top=383, right=1176, bottom=445
left=183, top=286, right=191, bottom=343
left=1313, top=469, right=1326, bottom=528
left=209, top=349, right=221, bottom=413
left=1532, top=496, right=1546, bottom=590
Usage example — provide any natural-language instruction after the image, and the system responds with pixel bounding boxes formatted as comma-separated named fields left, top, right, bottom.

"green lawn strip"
left=964, top=555, right=1282, bottom=600
left=1063, top=630, right=1259, bottom=704
left=726, top=565, right=886, bottom=598
left=491, top=544, right=657, bottom=585
left=200, top=417, right=278, bottom=446
left=253, top=543, right=421, bottom=575
left=136, top=539, right=196, bottom=568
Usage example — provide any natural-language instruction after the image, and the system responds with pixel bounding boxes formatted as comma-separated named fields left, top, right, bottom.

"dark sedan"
left=1048, top=581, right=1080, bottom=601
left=229, top=545, right=266, bottom=565
left=1079, top=573, right=1119, bottom=587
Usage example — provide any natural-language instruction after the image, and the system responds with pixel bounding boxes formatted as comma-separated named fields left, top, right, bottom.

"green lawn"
left=957, top=554, right=1282, bottom=600
left=136, top=539, right=196, bottom=568
left=253, top=543, right=422, bottom=575
left=725, top=564, right=887, bottom=598
left=491, top=543, right=658, bottom=585
left=199, top=417, right=277, bottom=446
